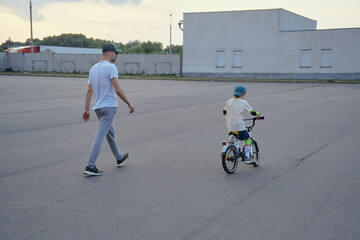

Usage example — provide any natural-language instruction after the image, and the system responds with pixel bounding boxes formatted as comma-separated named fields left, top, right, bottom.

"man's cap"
left=233, top=85, right=246, bottom=96
left=102, top=43, right=122, bottom=53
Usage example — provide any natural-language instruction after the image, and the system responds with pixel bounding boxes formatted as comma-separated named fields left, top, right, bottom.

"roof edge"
left=183, top=8, right=284, bottom=15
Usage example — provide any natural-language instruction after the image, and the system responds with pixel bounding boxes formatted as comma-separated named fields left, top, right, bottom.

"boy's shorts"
left=228, top=130, right=250, bottom=140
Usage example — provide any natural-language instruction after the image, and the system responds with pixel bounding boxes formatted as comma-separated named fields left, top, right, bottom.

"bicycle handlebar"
left=244, top=116, right=265, bottom=129
left=244, top=116, right=265, bottom=121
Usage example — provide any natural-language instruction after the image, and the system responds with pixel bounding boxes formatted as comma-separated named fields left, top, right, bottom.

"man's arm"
left=111, top=77, right=135, bottom=113
left=82, top=84, right=93, bottom=121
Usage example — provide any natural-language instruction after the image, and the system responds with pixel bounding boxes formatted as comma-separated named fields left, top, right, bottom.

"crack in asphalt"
left=185, top=121, right=360, bottom=239
left=185, top=139, right=337, bottom=240
left=288, top=140, right=335, bottom=173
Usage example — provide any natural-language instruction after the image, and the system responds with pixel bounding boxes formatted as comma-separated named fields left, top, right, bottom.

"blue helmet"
left=233, top=85, right=246, bottom=96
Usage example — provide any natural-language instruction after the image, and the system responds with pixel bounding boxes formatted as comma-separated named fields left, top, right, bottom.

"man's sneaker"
left=117, top=153, right=129, bottom=167
left=244, top=156, right=254, bottom=164
left=83, top=166, right=104, bottom=176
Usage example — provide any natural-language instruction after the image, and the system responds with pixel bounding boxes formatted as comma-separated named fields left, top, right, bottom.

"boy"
left=223, top=85, right=262, bottom=163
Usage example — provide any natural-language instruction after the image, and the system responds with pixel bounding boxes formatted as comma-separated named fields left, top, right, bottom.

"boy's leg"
left=236, top=130, right=253, bottom=162
left=86, top=108, right=117, bottom=168
left=244, top=138, right=253, bottom=161
left=244, top=138, right=252, bottom=147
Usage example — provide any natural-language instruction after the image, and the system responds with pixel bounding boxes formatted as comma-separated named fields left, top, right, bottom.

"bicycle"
left=220, top=116, right=265, bottom=174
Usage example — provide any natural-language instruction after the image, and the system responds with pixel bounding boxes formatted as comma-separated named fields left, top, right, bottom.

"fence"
left=3, top=53, right=181, bottom=75
left=0, top=52, right=7, bottom=71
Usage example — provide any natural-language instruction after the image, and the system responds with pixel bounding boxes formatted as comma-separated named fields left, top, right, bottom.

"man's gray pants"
left=87, top=107, right=123, bottom=168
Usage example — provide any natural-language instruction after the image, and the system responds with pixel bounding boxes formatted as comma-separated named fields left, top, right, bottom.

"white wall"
left=0, top=52, right=6, bottom=71
left=183, top=9, right=281, bottom=73
left=280, top=10, right=316, bottom=31
left=279, top=28, right=360, bottom=73
left=183, top=9, right=360, bottom=80
left=5, top=53, right=181, bottom=75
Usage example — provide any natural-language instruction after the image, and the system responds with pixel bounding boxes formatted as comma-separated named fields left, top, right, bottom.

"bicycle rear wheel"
left=222, top=146, right=238, bottom=174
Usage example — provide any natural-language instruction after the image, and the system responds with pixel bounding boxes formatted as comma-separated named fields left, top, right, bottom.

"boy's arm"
left=223, top=101, right=228, bottom=116
left=244, top=100, right=262, bottom=118
left=251, top=109, right=263, bottom=119
left=250, top=109, right=258, bottom=116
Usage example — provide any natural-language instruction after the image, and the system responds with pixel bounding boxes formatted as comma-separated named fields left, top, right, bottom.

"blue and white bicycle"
left=220, top=117, right=265, bottom=174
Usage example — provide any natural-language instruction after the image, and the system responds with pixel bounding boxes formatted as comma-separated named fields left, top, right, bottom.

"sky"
left=1, top=0, right=360, bottom=47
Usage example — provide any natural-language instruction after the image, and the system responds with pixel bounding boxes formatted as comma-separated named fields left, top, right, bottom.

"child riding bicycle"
left=223, top=86, right=262, bottom=163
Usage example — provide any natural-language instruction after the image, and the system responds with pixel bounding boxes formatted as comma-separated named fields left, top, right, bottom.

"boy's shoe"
left=117, top=153, right=129, bottom=167
left=84, top=166, right=104, bottom=176
left=244, top=156, right=254, bottom=164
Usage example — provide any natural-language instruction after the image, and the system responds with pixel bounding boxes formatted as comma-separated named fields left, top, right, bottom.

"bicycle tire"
left=252, top=140, right=260, bottom=167
left=222, top=146, right=238, bottom=174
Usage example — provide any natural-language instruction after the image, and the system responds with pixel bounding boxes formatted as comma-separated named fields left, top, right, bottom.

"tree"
left=123, top=40, right=164, bottom=54
left=141, top=41, right=163, bottom=54
left=41, top=33, right=91, bottom=47
left=89, top=38, right=109, bottom=49
left=0, top=34, right=183, bottom=54
left=25, top=38, right=41, bottom=46
left=164, top=44, right=183, bottom=57
left=0, top=38, right=24, bottom=51
left=123, top=40, right=141, bottom=53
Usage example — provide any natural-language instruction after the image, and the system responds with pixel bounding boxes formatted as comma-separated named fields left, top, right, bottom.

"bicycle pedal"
left=243, top=157, right=254, bottom=164
left=244, top=161, right=254, bottom=164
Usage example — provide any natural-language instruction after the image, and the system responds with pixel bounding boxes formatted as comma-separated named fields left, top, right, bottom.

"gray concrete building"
left=182, top=9, right=360, bottom=80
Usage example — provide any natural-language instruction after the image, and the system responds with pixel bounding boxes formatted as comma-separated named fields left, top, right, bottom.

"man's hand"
left=128, top=103, right=135, bottom=113
left=83, top=84, right=92, bottom=122
left=83, top=111, right=90, bottom=121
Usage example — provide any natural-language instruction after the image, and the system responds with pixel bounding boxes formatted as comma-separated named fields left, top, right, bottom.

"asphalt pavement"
left=1, top=75, right=359, bottom=240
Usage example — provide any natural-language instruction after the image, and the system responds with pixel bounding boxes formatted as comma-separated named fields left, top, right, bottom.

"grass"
left=0, top=71, right=359, bottom=84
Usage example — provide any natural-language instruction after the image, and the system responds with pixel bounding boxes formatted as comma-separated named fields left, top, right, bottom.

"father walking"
left=82, top=43, right=135, bottom=176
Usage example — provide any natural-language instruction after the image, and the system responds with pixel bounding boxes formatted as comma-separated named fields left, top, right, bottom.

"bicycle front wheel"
left=222, top=146, right=238, bottom=174
left=252, top=140, right=260, bottom=167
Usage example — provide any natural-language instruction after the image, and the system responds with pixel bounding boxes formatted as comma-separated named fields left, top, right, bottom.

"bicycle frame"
left=221, top=140, right=240, bottom=158
left=220, top=136, right=257, bottom=159
left=220, top=116, right=264, bottom=173
left=220, top=117, right=263, bottom=158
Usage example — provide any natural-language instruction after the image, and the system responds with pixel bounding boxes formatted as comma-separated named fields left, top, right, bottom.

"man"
left=83, top=43, right=135, bottom=176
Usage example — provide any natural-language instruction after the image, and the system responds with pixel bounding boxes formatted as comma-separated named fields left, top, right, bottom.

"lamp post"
left=170, top=14, right=172, bottom=54
left=30, top=0, right=34, bottom=53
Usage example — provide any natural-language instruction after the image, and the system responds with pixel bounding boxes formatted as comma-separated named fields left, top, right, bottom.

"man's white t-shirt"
left=88, top=60, right=118, bottom=110
left=224, top=98, right=253, bottom=131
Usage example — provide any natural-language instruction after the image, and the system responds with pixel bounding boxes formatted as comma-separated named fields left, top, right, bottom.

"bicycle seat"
left=228, top=131, right=240, bottom=136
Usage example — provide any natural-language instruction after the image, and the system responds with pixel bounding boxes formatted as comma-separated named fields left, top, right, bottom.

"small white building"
left=182, top=9, right=360, bottom=80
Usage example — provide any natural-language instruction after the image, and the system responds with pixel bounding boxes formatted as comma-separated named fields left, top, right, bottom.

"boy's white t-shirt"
left=224, top=98, right=253, bottom=131
left=88, top=60, right=118, bottom=110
